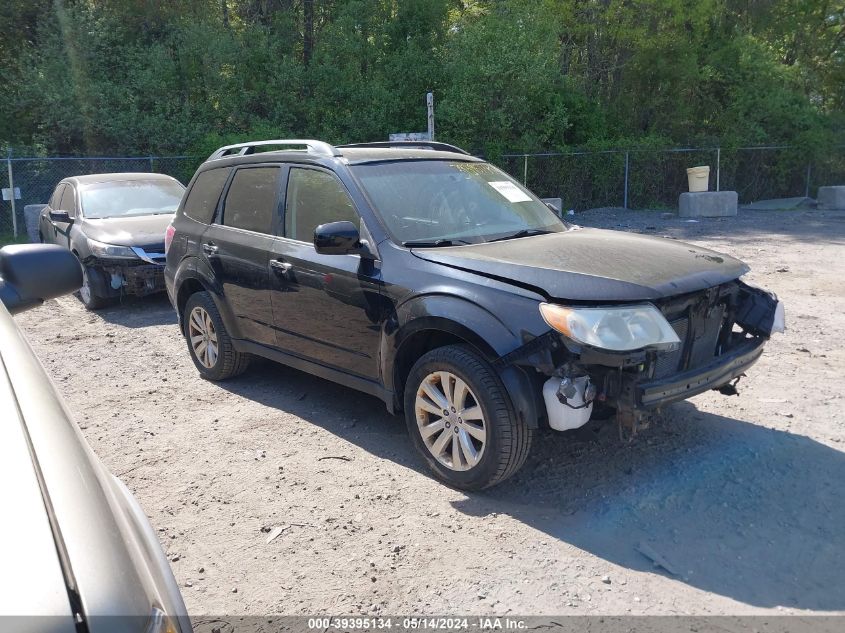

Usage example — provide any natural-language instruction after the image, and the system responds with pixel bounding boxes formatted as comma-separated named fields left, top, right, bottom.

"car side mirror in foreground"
left=314, top=221, right=373, bottom=258
left=0, top=244, right=83, bottom=314
left=49, top=210, right=73, bottom=223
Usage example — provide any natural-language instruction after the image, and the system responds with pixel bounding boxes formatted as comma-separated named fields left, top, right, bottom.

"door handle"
left=270, top=260, right=292, bottom=273
left=202, top=243, right=218, bottom=256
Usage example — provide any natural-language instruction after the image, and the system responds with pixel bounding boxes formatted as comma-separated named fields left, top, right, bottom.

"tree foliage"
left=0, top=0, right=841, bottom=157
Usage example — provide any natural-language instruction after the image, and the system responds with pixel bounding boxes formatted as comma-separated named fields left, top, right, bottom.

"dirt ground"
left=15, top=208, right=845, bottom=617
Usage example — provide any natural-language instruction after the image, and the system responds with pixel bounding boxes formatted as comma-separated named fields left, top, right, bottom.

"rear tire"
left=183, top=291, right=250, bottom=380
left=404, top=345, right=532, bottom=490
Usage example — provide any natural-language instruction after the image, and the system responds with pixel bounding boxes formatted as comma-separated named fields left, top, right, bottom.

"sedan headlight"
left=87, top=238, right=138, bottom=259
left=539, top=303, right=681, bottom=352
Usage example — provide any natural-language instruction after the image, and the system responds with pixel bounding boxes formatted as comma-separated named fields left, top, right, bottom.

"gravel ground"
left=15, top=208, right=845, bottom=617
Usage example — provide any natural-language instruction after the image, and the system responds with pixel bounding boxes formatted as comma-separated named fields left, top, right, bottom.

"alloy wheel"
left=188, top=306, right=219, bottom=369
left=415, top=371, right=487, bottom=471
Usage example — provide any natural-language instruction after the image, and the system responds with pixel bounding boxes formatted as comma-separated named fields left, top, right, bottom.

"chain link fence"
left=4, top=146, right=845, bottom=240
left=1, top=155, right=202, bottom=240
left=498, top=145, right=845, bottom=211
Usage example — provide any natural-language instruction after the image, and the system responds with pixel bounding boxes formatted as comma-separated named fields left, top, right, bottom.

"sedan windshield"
left=80, top=180, right=185, bottom=219
left=351, top=161, right=566, bottom=245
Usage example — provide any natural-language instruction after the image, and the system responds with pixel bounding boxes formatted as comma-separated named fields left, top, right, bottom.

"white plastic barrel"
left=686, top=166, right=710, bottom=192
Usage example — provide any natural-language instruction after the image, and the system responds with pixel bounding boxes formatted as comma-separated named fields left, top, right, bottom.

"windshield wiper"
left=486, top=228, right=551, bottom=243
left=402, top=238, right=471, bottom=248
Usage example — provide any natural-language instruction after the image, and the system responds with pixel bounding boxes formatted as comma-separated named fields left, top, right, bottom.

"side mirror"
left=49, top=210, right=73, bottom=223
left=314, top=221, right=364, bottom=256
left=0, top=245, right=83, bottom=314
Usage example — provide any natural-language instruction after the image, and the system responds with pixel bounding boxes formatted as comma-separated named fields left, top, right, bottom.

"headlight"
left=539, top=303, right=681, bottom=352
left=87, top=238, right=138, bottom=259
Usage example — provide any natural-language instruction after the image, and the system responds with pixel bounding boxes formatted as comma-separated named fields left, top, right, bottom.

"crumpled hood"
left=411, top=227, right=749, bottom=301
left=81, top=214, right=173, bottom=247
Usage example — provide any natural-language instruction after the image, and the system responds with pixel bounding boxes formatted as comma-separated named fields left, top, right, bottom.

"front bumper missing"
left=84, top=257, right=166, bottom=297
left=634, top=336, right=765, bottom=409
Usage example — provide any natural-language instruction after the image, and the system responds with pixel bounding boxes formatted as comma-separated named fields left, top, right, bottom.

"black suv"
left=165, top=139, right=783, bottom=489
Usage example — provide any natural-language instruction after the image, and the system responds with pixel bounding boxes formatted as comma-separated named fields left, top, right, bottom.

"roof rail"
left=336, top=141, right=471, bottom=156
left=208, top=139, right=341, bottom=161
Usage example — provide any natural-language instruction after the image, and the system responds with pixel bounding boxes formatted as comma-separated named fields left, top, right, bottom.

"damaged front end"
left=499, top=280, right=784, bottom=438
left=82, top=245, right=167, bottom=299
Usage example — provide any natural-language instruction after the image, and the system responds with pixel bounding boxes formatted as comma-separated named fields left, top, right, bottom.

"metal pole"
left=716, top=147, right=721, bottom=192
left=7, top=153, right=17, bottom=238
left=426, top=92, right=434, bottom=141
left=623, top=151, right=629, bottom=209
left=805, top=164, right=811, bottom=198
left=148, top=156, right=155, bottom=172
left=523, top=155, right=528, bottom=186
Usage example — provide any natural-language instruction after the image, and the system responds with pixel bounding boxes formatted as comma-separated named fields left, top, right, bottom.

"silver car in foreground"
left=0, top=244, right=189, bottom=633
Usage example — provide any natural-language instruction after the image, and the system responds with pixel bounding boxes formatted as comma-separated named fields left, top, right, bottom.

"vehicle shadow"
left=95, top=293, right=177, bottom=328
left=452, top=401, right=845, bottom=611
left=216, top=359, right=427, bottom=476
left=216, top=362, right=845, bottom=611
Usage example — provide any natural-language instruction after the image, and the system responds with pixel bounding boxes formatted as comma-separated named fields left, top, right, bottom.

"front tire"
left=183, top=291, right=250, bottom=380
left=77, top=265, right=111, bottom=310
left=404, top=345, right=532, bottom=490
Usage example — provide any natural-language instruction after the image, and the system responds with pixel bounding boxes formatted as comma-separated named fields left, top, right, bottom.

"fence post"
left=523, top=155, right=528, bottom=186
left=148, top=156, right=155, bottom=172
left=623, top=151, right=629, bottom=209
left=6, top=151, right=17, bottom=238
left=805, top=164, right=812, bottom=198
left=716, top=147, right=721, bottom=192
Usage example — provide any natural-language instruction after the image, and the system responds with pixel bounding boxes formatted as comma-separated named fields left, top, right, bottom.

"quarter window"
left=183, top=168, right=230, bottom=224
left=222, top=167, right=280, bottom=234
left=284, top=168, right=358, bottom=242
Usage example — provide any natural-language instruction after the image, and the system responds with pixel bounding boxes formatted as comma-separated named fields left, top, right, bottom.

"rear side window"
left=284, top=168, right=358, bottom=242
left=59, top=185, right=75, bottom=215
left=183, top=168, right=230, bottom=224
left=222, top=167, right=280, bottom=234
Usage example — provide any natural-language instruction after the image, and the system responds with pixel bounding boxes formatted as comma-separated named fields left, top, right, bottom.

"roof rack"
left=208, top=139, right=341, bottom=161
left=336, top=141, right=471, bottom=156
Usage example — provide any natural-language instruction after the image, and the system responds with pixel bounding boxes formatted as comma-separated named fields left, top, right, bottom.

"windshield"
left=351, top=161, right=566, bottom=245
left=80, top=180, right=185, bottom=219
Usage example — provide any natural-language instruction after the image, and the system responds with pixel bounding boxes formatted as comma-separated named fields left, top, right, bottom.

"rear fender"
left=173, top=257, right=240, bottom=338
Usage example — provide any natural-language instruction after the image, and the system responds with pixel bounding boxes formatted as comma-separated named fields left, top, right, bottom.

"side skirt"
left=233, top=339, right=396, bottom=412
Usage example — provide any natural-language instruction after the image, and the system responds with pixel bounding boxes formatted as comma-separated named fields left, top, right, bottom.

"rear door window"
left=221, top=167, right=281, bottom=235
left=284, top=168, right=358, bottom=242
left=183, top=168, right=230, bottom=224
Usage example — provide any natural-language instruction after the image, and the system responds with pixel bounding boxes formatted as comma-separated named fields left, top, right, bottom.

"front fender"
left=383, top=293, right=544, bottom=427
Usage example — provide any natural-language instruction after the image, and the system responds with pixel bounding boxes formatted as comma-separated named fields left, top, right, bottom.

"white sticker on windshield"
left=488, top=181, right=532, bottom=203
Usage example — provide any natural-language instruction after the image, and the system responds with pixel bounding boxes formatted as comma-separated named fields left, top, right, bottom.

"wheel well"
left=392, top=329, right=495, bottom=412
left=176, top=278, right=207, bottom=322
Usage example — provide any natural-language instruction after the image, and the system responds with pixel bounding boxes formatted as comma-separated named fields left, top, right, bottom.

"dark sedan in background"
left=39, top=173, right=185, bottom=309
left=0, top=244, right=190, bottom=633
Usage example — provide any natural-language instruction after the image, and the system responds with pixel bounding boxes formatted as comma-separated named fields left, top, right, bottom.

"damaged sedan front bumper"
left=82, top=256, right=166, bottom=298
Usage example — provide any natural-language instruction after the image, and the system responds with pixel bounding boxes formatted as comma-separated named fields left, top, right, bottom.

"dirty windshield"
left=352, top=161, right=566, bottom=245
left=81, top=180, right=185, bottom=219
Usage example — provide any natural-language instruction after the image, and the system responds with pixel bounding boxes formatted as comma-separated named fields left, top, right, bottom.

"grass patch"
left=0, top=231, right=31, bottom=247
